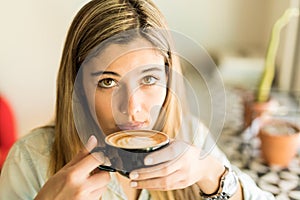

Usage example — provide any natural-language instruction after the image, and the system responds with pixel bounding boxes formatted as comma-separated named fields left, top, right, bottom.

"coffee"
left=105, top=130, right=169, bottom=151
left=97, top=130, right=169, bottom=177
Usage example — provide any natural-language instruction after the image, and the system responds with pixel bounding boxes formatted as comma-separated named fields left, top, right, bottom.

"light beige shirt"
left=0, top=121, right=275, bottom=199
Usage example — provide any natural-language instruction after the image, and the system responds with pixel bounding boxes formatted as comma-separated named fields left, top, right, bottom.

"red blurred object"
left=0, top=95, right=17, bottom=169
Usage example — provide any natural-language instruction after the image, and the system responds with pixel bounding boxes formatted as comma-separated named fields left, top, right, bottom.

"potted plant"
left=258, top=116, right=300, bottom=167
left=243, top=8, right=299, bottom=127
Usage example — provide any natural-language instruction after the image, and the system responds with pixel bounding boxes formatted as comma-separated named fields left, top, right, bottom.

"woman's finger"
left=73, top=152, right=106, bottom=177
left=80, top=171, right=110, bottom=199
left=85, top=135, right=98, bottom=152
left=130, top=170, right=188, bottom=190
left=129, top=159, right=180, bottom=180
left=65, top=135, right=98, bottom=168
left=88, top=170, right=111, bottom=188
left=144, top=140, right=190, bottom=166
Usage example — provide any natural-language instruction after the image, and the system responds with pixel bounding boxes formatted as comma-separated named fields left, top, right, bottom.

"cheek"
left=94, top=93, right=114, bottom=129
left=144, top=87, right=167, bottom=128
left=145, top=86, right=167, bottom=110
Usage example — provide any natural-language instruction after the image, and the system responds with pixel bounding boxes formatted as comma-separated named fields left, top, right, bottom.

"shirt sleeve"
left=0, top=139, right=43, bottom=200
left=232, top=165, right=276, bottom=199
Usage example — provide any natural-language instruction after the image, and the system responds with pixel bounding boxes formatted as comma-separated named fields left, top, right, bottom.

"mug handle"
left=91, top=146, right=117, bottom=172
left=97, top=165, right=117, bottom=172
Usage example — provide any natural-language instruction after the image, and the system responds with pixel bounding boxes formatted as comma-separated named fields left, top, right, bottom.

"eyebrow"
left=90, top=66, right=164, bottom=77
left=141, top=67, right=164, bottom=73
left=90, top=71, right=121, bottom=77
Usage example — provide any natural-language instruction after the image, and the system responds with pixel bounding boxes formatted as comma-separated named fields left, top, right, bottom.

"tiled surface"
left=219, top=89, right=300, bottom=200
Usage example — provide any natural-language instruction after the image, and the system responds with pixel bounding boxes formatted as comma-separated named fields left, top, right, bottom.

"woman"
left=0, top=0, right=275, bottom=199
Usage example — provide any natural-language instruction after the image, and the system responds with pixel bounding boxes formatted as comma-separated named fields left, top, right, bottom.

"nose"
left=128, top=91, right=142, bottom=115
left=119, top=87, right=142, bottom=116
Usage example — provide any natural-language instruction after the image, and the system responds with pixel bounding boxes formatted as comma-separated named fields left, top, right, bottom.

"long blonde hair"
left=50, top=0, right=200, bottom=199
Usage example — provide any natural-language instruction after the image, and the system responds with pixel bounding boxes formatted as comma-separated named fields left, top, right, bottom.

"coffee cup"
left=93, top=130, right=169, bottom=177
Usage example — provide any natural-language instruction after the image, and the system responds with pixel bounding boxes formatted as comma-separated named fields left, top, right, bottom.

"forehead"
left=83, top=38, right=165, bottom=74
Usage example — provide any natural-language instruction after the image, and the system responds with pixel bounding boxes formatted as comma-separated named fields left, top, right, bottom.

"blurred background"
left=0, top=0, right=299, bottom=137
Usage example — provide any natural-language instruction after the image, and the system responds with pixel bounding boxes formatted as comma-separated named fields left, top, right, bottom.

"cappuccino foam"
left=106, top=130, right=168, bottom=149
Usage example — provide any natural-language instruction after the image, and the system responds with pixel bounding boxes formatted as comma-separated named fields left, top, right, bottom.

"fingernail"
left=86, top=135, right=97, bottom=150
left=104, top=157, right=112, bottom=166
left=130, top=172, right=139, bottom=179
left=144, top=157, right=153, bottom=165
left=130, top=181, right=137, bottom=188
left=87, top=135, right=97, bottom=144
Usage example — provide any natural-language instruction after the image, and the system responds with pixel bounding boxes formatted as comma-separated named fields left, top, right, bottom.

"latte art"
left=115, top=136, right=158, bottom=148
left=106, top=130, right=169, bottom=149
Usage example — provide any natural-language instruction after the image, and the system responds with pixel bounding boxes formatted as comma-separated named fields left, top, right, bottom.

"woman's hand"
left=35, top=136, right=111, bottom=200
left=128, top=140, right=224, bottom=193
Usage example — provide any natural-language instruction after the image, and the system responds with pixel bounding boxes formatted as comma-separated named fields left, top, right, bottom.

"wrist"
left=196, top=156, right=225, bottom=194
left=198, top=166, right=239, bottom=200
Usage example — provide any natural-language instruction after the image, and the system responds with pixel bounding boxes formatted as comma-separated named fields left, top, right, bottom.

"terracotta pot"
left=258, top=119, right=300, bottom=167
left=243, top=95, right=279, bottom=128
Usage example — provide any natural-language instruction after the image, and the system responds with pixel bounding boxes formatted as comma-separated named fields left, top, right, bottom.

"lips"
left=117, top=122, right=145, bottom=130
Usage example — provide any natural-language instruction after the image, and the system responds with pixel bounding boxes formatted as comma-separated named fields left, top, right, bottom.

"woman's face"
left=83, top=38, right=168, bottom=135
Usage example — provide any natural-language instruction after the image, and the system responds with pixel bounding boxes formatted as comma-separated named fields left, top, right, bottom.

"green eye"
left=98, top=78, right=117, bottom=88
left=142, top=76, right=158, bottom=85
